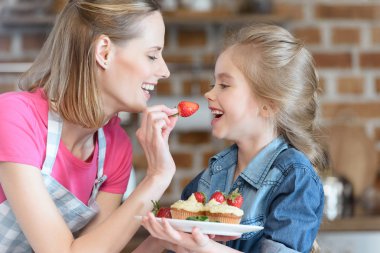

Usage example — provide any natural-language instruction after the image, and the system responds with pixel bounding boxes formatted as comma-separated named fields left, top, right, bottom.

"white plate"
left=135, top=216, right=263, bottom=236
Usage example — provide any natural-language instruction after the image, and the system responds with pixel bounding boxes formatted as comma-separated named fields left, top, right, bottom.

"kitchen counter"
left=320, top=215, right=380, bottom=231
left=318, top=214, right=380, bottom=253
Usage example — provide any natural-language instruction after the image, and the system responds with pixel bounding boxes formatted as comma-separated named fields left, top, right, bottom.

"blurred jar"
left=180, top=0, right=213, bottom=12
left=323, top=176, right=353, bottom=220
left=159, top=0, right=178, bottom=12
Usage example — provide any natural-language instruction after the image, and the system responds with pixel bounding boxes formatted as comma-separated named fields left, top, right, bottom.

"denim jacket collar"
left=209, top=136, right=289, bottom=189
left=209, top=144, right=238, bottom=175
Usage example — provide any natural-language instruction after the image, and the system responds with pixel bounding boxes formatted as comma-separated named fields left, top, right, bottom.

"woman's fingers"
left=141, top=213, right=214, bottom=253
left=191, top=227, right=209, bottom=248
left=136, top=105, right=178, bottom=179
left=141, top=213, right=165, bottom=239
left=161, top=217, right=182, bottom=241
left=138, top=106, right=177, bottom=151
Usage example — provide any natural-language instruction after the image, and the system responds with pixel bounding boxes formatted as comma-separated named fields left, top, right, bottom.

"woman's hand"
left=136, top=105, right=178, bottom=182
left=141, top=212, right=212, bottom=253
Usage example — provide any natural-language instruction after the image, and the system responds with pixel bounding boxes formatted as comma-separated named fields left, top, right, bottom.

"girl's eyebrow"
left=216, top=72, right=234, bottom=81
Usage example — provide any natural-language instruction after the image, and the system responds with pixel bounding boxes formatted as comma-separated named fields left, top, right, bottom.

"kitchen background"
left=1, top=0, right=380, bottom=252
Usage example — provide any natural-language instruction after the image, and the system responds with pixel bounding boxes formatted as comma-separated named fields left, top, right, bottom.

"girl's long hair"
left=226, top=24, right=327, bottom=172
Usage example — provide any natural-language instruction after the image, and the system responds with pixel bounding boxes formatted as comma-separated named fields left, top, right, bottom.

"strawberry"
left=177, top=101, right=199, bottom=117
left=210, top=191, right=225, bottom=203
left=152, top=200, right=172, bottom=218
left=156, top=207, right=172, bottom=218
left=193, top=192, right=206, bottom=204
left=227, top=188, right=244, bottom=208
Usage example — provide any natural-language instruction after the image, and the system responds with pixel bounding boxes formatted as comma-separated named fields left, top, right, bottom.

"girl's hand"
left=141, top=212, right=211, bottom=253
left=136, top=105, right=178, bottom=182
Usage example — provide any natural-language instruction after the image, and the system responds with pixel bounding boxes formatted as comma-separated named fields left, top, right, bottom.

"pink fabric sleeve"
left=99, top=116, right=133, bottom=194
left=0, top=93, right=45, bottom=168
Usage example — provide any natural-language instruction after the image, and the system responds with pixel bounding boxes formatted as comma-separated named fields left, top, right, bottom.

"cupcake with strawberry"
left=170, top=192, right=206, bottom=220
left=206, top=189, right=244, bottom=224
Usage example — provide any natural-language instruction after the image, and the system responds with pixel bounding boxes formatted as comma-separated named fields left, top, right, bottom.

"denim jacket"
left=182, top=137, right=324, bottom=253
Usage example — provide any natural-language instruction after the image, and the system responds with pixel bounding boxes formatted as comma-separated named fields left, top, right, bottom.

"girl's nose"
left=204, top=89, right=213, bottom=101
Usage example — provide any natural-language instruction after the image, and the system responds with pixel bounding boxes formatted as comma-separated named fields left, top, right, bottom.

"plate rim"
left=135, top=216, right=263, bottom=236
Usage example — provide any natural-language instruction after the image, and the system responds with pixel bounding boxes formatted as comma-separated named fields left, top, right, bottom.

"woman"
left=0, top=1, right=177, bottom=252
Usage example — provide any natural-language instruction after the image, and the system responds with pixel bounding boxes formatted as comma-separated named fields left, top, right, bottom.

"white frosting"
left=204, top=199, right=221, bottom=211
left=170, top=194, right=204, bottom=212
left=209, top=203, right=244, bottom=216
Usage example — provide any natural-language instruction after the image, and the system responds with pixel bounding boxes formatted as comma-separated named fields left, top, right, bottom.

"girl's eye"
left=148, top=56, right=158, bottom=61
left=219, top=83, right=228, bottom=89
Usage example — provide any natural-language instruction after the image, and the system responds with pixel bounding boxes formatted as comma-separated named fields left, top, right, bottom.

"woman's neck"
left=61, top=120, right=98, bottom=161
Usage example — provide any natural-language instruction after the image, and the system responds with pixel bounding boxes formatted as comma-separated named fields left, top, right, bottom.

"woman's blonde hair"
left=226, top=24, right=327, bottom=171
left=18, top=0, right=160, bottom=128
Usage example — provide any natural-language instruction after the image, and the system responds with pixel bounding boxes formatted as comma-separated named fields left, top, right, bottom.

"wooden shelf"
left=0, top=9, right=283, bottom=28
left=0, top=15, right=55, bottom=28
left=0, top=1, right=54, bottom=28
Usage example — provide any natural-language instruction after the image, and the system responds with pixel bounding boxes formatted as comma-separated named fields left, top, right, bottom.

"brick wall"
left=1, top=0, right=380, bottom=205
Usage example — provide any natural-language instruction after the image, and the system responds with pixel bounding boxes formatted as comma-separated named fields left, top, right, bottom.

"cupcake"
left=170, top=193, right=205, bottom=220
left=206, top=202, right=244, bottom=224
left=205, top=189, right=244, bottom=224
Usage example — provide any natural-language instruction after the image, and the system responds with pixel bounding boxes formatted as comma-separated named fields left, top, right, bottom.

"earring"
left=104, top=61, right=107, bottom=66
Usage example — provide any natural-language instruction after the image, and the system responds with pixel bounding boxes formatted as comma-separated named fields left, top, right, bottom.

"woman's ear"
left=95, top=35, right=111, bottom=70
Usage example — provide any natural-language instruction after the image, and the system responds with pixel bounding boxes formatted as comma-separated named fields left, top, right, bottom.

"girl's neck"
left=234, top=134, right=277, bottom=181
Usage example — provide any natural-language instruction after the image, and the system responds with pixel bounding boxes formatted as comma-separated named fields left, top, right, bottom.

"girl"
left=0, top=1, right=178, bottom=252
left=141, top=24, right=327, bottom=253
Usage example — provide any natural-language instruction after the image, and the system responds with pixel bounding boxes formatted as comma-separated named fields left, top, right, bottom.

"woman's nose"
left=159, top=59, right=170, bottom=79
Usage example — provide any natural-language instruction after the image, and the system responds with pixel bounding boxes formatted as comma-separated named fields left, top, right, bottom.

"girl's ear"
left=260, top=100, right=277, bottom=118
left=95, top=35, right=112, bottom=70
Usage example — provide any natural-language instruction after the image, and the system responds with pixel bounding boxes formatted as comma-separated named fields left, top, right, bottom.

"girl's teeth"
left=211, top=109, right=223, bottom=115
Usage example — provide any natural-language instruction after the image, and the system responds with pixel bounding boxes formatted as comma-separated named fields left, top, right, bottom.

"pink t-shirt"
left=0, top=89, right=133, bottom=204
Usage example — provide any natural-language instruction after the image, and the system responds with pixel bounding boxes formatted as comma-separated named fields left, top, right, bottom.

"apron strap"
left=41, top=111, right=63, bottom=175
left=41, top=111, right=107, bottom=191
left=96, top=128, right=106, bottom=181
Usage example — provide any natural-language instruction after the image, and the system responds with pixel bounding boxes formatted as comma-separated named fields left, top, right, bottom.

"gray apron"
left=0, top=111, right=107, bottom=252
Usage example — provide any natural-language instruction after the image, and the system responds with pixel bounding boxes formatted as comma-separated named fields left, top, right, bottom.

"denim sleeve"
left=257, top=166, right=324, bottom=253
